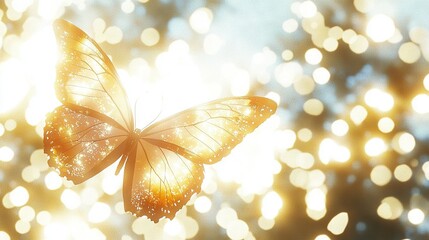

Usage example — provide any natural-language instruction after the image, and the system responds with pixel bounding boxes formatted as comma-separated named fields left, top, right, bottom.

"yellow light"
left=306, top=207, right=327, bottom=220
left=104, top=26, right=123, bottom=45
left=331, top=119, right=349, bottom=136
left=412, top=94, right=429, bottom=114
left=281, top=49, right=294, bottom=61
left=394, top=164, right=412, bottom=182
left=306, top=188, right=325, bottom=211
left=342, top=29, right=357, bottom=44
left=408, top=208, right=425, bottom=225
left=30, top=149, right=49, bottom=171
left=308, top=170, right=326, bottom=189
left=226, top=219, right=249, bottom=240
left=364, top=88, right=394, bottom=112
left=366, top=14, right=395, bottom=42
left=19, top=206, right=35, bottom=222
left=349, top=35, right=369, bottom=54
left=102, top=173, right=121, bottom=195
left=132, top=217, right=154, bottom=235
left=294, top=76, right=315, bottom=95
left=327, top=212, right=349, bottom=235
left=423, top=162, right=429, bottom=180
left=305, top=48, right=323, bottom=65
left=354, top=0, right=374, bottom=13
left=0, top=124, right=4, bottom=137
left=140, top=28, right=160, bottom=46
left=318, top=138, right=351, bottom=164
left=303, top=98, right=324, bottom=116
left=4, top=119, right=17, bottom=131
left=0, top=146, right=14, bottom=162
left=323, top=37, right=338, bottom=52
left=350, top=105, right=367, bottom=125
left=398, top=42, right=421, bottom=64
left=299, top=0, right=318, bottom=18
left=273, top=129, right=296, bottom=150
left=11, top=0, right=33, bottom=12
left=289, top=168, right=308, bottom=188
left=392, top=132, right=416, bottom=154
left=298, top=128, right=312, bottom=142
left=315, top=234, right=331, bottom=240
left=121, top=0, right=135, bottom=13
left=0, top=59, right=30, bottom=114
left=61, top=189, right=81, bottom=210
left=377, top=196, right=403, bottom=220
left=15, top=219, right=30, bottom=234
left=388, top=29, right=403, bottom=43
left=297, top=152, right=315, bottom=169
left=88, top=202, right=111, bottom=223
left=370, top=165, right=392, bottom=186
left=258, top=216, right=275, bottom=230
left=9, top=186, right=29, bottom=207
left=424, top=74, right=429, bottom=91
left=365, top=137, right=387, bottom=157
left=189, top=7, right=213, bottom=34
left=282, top=19, right=298, bottom=33
left=36, top=211, right=51, bottom=225
left=44, top=171, right=63, bottom=190
left=164, top=219, right=185, bottom=238
left=275, top=61, right=303, bottom=87
left=0, top=231, right=10, bottom=240
left=378, top=117, right=394, bottom=133
left=216, top=207, right=238, bottom=228
left=265, top=91, right=281, bottom=105
left=44, top=222, right=68, bottom=240
left=261, top=191, right=283, bottom=219
left=194, top=196, right=212, bottom=213
left=329, top=26, right=343, bottom=39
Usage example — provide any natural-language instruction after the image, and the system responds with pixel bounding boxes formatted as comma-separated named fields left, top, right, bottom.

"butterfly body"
left=44, top=19, right=277, bottom=222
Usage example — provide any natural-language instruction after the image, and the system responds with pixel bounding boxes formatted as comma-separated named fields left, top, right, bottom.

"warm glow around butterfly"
left=43, top=19, right=277, bottom=223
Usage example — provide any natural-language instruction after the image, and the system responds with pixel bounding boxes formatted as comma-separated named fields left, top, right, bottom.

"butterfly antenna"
left=142, top=96, right=164, bottom=129
left=134, top=97, right=140, bottom=126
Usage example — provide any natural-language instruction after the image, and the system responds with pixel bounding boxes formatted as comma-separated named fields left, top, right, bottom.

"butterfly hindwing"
left=53, top=19, right=134, bottom=131
left=44, top=106, right=129, bottom=184
left=141, top=97, right=277, bottom=164
left=123, top=139, right=204, bottom=222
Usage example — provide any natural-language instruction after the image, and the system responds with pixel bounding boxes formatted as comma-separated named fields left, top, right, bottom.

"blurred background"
left=1, top=0, right=429, bottom=239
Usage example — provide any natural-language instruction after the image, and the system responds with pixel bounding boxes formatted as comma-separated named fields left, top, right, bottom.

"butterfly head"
left=131, top=129, right=142, bottom=140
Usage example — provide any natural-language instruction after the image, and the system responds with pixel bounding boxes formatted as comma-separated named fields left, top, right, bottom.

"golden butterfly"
left=44, top=19, right=277, bottom=223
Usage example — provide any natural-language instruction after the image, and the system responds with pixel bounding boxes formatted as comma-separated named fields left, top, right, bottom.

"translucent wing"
left=123, top=140, right=204, bottom=222
left=44, top=106, right=129, bottom=184
left=53, top=19, right=134, bottom=131
left=141, top=96, right=277, bottom=164
left=122, top=97, right=276, bottom=222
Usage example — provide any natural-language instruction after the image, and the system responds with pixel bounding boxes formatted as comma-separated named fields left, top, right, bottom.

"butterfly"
left=44, top=19, right=277, bottom=223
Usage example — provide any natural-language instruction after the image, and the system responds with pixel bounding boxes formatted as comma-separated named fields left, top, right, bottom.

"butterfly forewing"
left=141, top=97, right=277, bottom=164
left=123, top=139, right=204, bottom=222
left=44, top=106, right=129, bottom=184
left=53, top=19, right=134, bottom=131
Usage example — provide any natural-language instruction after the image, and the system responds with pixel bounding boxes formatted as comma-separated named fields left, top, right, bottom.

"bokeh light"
left=366, top=14, right=395, bottom=42
left=2, top=1, right=429, bottom=239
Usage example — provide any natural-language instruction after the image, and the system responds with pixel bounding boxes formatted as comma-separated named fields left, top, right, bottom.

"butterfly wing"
left=123, top=139, right=204, bottom=222
left=53, top=19, right=134, bottom=131
left=44, top=106, right=129, bottom=184
left=122, top=96, right=276, bottom=222
left=141, top=96, right=277, bottom=164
